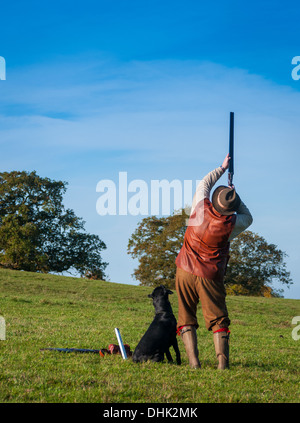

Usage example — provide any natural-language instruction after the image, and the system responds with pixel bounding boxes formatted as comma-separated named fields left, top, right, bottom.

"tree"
left=0, top=171, right=108, bottom=278
left=128, top=210, right=292, bottom=296
left=224, top=231, right=292, bottom=297
left=127, top=211, right=188, bottom=288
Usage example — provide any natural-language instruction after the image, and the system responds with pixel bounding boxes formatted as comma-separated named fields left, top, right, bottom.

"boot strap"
left=217, top=352, right=228, bottom=361
left=180, top=328, right=192, bottom=336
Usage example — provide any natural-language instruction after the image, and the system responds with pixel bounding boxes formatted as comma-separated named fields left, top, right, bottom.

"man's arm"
left=191, top=167, right=224, bottom=214
left=229, top=201, right=253, bottom=240
left=191, top=154, right=230, bottom=214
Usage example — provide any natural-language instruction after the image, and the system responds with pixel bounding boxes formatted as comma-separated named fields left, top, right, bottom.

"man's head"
left=212, top=185, right=241, bottom=216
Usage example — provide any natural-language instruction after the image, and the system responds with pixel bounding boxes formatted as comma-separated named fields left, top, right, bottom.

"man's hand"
left=222, top=153, right=231, bottom=170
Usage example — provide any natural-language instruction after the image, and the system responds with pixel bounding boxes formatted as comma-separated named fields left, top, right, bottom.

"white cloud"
left=1, top=56, right=299, bottom=297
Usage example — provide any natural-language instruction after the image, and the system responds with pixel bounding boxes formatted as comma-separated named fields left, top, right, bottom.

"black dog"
left=132, top=285, right=181, bottom=365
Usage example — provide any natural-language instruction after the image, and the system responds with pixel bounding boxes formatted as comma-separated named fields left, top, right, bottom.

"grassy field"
left=0, top=268, right=299, bottom=403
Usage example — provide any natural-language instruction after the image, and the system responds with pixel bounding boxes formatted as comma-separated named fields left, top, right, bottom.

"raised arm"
left=191, top=154, right=230, bottom=214
left=229, top=200, right=253, bottom=240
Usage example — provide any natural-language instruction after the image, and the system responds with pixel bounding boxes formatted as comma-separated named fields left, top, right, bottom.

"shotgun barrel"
left=228, top=112, right=234, bottom=186
left=40, top=347, right=105, bottom=354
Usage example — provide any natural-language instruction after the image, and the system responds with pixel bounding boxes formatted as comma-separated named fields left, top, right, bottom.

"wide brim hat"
left=212, top=185, right=241, bottom=216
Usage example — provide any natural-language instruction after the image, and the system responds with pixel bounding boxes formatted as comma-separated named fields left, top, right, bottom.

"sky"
left=0, top=1, right=299, bottom=298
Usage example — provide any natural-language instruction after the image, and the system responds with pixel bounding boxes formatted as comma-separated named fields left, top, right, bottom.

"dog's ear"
left=160, top=284, right=173, bottom=295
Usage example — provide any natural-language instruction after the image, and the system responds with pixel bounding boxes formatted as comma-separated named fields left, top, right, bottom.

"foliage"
left=127, top=210, right=188, bottom=288
left=0, top=171, right=107, bottom=278
left=128, top=210, right=292, bottom=296
left=224, top=231, right=292, bottom=297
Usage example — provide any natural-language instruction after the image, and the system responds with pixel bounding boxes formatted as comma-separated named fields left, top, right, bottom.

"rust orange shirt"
left=176, top=198, right=236, bottom=281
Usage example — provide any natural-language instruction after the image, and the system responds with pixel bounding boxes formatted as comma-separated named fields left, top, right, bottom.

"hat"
left=212, top=186, right=241, bottom=216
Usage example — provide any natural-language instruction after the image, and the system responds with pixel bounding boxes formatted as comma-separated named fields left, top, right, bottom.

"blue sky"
left=0, top=1, right=299, bottom=298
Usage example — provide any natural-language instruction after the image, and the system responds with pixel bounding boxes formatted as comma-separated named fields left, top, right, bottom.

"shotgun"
left=40, top=344, right=132, bottom=357
left=228, top=112, right=234, bottom=187
left=40, top=347, right=108, bottom=356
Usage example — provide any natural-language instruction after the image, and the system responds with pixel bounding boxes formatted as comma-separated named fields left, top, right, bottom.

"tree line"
left=127, top=210, right=292, bottom=297
left=0, top=171, right=292, bottom=296
left=0, top=171, right=107, bottom=279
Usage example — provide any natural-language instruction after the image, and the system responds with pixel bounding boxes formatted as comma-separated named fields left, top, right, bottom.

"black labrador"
left=132, top=285, right=181, bottom=365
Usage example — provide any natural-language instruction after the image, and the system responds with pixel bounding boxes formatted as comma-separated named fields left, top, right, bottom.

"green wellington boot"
left=213, top=331, right=230, bottom=370
left=180, top=326, right=201, bottom=369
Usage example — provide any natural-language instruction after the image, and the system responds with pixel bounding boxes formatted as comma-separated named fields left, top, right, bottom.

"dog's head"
left=148, top=284, right=173, bottom=299
left=148, top=285, right=173, bottom=313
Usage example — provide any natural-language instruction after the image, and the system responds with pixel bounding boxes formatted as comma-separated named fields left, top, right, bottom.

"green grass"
left=0, top=268, right=299, bottom=403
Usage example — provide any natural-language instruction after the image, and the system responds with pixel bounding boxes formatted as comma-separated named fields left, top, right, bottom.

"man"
left=175, top=154, right=253, bottom=369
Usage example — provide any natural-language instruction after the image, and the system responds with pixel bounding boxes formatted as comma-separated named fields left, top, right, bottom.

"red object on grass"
left=108, top=344, right=132, bottom=356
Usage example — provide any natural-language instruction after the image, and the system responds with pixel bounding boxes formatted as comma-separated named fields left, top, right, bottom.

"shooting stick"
left=115, top=327, right=128, bottom=360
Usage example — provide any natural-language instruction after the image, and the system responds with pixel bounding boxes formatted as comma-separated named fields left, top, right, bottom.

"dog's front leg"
left=165, top=349, right=173, bottom=363
left=172, top=337, right=181, bottom=365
